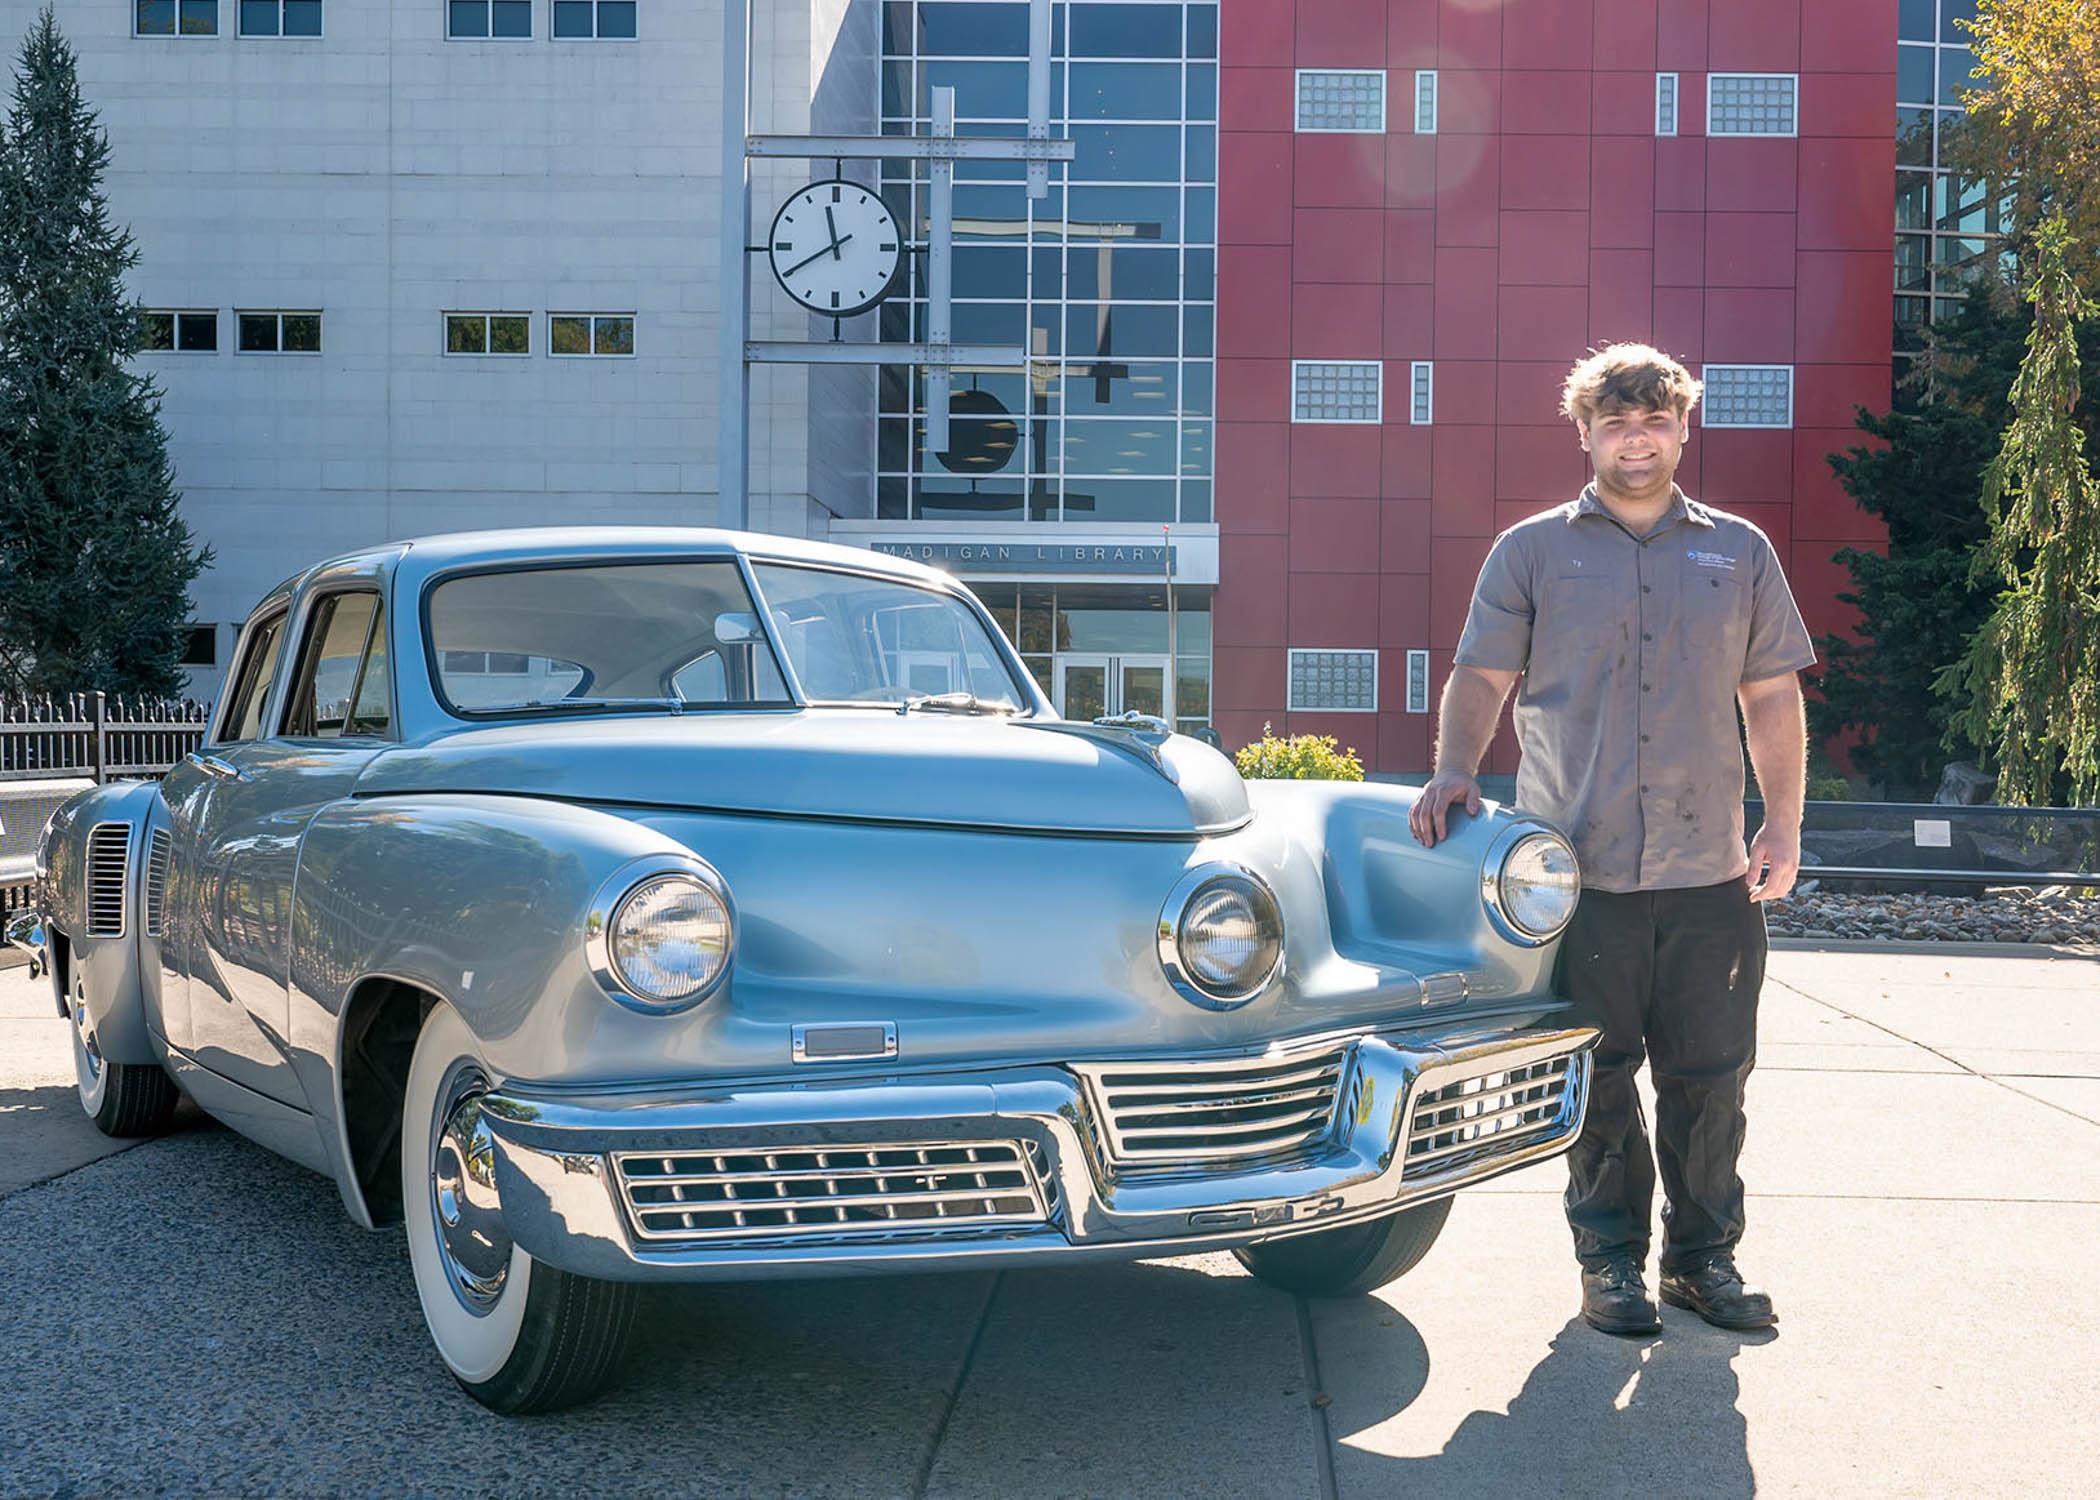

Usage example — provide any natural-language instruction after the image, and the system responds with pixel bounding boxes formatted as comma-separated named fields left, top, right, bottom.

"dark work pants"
left=1556, top=878, right=1766, bottom=1275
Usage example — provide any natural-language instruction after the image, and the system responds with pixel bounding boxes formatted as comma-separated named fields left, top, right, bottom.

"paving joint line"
left=1295, top=1294, right=1340, bottom=1500
left=912, top=1270, right=1001, bottom=1500
left=1765, top=974, right=2100, bottom=1135
left=0, top=1139, right=149, bottom=1206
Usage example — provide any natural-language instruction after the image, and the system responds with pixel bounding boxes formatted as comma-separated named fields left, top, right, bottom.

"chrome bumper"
left=476, top=1021, right=1599, bottom=1283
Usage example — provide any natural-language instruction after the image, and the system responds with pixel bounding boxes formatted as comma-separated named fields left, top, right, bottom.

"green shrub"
left=1234, top=724, right=1365, bottom=781
left=1807, top=774, right=1852, bottom=802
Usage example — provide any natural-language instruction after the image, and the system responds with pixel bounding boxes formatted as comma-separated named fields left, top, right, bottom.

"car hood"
left=354, top=711, right=1253, bottom=838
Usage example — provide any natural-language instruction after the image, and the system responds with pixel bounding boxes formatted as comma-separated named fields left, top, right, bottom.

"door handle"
left=186, top=751, right=246, bottom=782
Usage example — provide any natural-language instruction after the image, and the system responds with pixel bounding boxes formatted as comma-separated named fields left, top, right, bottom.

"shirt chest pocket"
left=1682, top=571, right=1750, bottom=664
left=1537, top=574, right=1630, bottom=662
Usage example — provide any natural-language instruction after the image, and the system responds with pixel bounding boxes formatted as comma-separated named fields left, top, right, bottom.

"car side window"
left=217, top=612, right=288, bottom=743
left=282, top=592, right=389, bottom=739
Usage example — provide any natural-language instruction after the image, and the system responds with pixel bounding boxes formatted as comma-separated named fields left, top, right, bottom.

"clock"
left=767, top=179, right=902, bottom=318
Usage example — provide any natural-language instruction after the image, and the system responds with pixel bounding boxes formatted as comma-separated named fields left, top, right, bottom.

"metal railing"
left=1, top=692, right=209, bottom=785
left=1750, top=799, right=2100, bottom=889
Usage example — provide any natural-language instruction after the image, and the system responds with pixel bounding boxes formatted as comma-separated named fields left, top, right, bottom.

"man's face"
left=1577, top=403, right=1688, bottom=500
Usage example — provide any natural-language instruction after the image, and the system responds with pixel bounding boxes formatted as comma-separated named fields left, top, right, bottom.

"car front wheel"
left=70, top=976, right=178, bottom=1137
left=1233, top=1196, right=1453, bottom=1298
left=402, top=1001, right=638, bottom=1414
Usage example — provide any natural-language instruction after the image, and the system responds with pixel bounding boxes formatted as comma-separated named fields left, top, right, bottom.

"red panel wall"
left=1214, top=0, right=1896, bottom=774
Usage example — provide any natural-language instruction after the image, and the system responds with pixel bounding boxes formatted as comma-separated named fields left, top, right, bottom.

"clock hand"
left=781, top=233, right=853, bottom=278
left=825, top=204, right=841, bottom=258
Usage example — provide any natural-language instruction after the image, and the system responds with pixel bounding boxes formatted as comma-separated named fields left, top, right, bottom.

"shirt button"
left=1641, top=784, right=1649, bottom=793
left=1641, top=733, right=1651, bottom=743
left=1641, top=683, right=1652, bottom=692
left=1642, top=632, right=1653, bottom=642
left=1641, top=585, right=1652, bottom=594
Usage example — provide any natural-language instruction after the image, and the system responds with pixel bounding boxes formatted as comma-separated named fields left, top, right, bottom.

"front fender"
left=37, top=780, right=169, bottom=1067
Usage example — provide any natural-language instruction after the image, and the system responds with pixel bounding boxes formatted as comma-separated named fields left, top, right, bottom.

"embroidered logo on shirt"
left=1687, top=550, right=1738, bottom=571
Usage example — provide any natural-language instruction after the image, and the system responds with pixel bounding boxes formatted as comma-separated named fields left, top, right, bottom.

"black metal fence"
left=1751, top=799, right=2100, bottom=890
left=1, top=693, right=209, bottom=784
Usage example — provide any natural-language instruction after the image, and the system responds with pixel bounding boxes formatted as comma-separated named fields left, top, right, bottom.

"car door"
left=185, top=589, right=395, bottom=1108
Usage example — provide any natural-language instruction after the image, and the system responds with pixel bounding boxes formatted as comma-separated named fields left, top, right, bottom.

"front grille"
left=1071, top=1044, right=1349, bottom=1175
left=612, top=1140, right=1050, bottom=1244
left=85, top=823, right=130, bottom=937
left=1403, top=1056, right=1575, bottom=1178
left=144, top=829, right=171, bottom=938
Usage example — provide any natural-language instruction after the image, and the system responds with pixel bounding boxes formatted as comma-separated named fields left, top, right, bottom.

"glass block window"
left=448, top=0, right=531, bottom=38
left=139, top=310, right=218, bottom=353
left=553, top=0, right=636, bottom=38
left=550, top=313, right=635, bottom=357
left=1405, top=649, right=1430, bottom=715
left=1414, top=70, right=1438, bottom=134
left=1701, top=365, right=1794, bottom=428
left=1656, top=73, right=1678, bottom=136
left=445, top=312, right=531, bottom=355
left=236, top=311, right=321, bottom=353
left=1410, top=361, right=1433, bottom=425
left=1289, top=649, right=1378, bottom=713
left=1708, top=74, right=1797, bottom=136
left=1292, top=361, right=1381, bottom=424
left=136, top=0, right=218, bottom=35
left=1295, top=70, right=1384, bottom=133
left=240, top=0, right=320, bottom=35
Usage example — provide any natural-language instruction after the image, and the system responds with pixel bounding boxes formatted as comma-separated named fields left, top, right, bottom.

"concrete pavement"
left=1, top=948, right=2095, bottom=1497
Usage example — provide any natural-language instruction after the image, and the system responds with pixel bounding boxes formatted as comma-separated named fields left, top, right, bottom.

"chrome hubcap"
left=71, top=996, right=104, bottom=1087
left=431, top=1091, right=512, bottom=1312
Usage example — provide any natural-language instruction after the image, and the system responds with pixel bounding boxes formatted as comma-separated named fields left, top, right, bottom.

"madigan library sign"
left=869, top=541, right=1178, bottom=574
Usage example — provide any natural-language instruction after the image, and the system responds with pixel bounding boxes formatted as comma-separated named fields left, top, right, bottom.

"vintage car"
left=11, top=528, right=1597, bottom=1413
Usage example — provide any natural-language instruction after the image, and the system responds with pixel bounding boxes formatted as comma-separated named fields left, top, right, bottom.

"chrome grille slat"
left=1071, top=1044, right=1350, bottom=1176
left=85, top=823, right=130, bottom=938
left=1404, top=1057, right=1577, bottom=1179
left=613, top=1139, right=1050, bottom=1244
left=143, top=829, right=171, bottom=939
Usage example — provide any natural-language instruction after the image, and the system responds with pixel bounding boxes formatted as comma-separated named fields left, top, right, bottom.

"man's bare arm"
left=1738, top=671, right=1806, bottom=902
left=1409, top=664, right=1520, bottom=847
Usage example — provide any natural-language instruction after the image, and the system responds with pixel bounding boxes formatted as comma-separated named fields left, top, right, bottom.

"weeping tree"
left=0, top=7, right=209, bottom=698
left=1938, top=218, right=2100, bottom=805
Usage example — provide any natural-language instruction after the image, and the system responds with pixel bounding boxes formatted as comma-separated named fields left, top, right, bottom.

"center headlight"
left=1159, top=865, right=1284, bottom=1009
left=597, top=869, right=734, bottom=1010
left=1487, top=830, right=1580, bottom=943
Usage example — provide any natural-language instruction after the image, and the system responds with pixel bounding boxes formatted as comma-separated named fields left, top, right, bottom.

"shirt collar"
left=1569, top=484, right=1716, bottom=532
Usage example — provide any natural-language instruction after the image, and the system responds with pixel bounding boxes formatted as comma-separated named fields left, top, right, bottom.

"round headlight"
left=1159, top=866, right=1284, bottom=1008
left=1491, top=831, right=1580, bottom=942
left=606, top=873, right=733, bottom=1008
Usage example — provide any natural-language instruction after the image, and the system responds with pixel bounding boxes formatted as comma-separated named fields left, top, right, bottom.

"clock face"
left=767, top=180, right=902, bottom=318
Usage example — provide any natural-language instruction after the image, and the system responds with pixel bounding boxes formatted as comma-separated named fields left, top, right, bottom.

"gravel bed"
left=1765, top=885, right=2100, bottom=945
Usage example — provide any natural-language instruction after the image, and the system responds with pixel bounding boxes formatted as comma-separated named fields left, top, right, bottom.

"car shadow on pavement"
left=1354, top=1313, right=1772, bottom=1498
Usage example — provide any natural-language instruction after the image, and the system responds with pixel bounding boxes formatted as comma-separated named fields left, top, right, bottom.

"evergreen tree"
left=1939, top=218, right=2100, bottom=805
left=0, top=6, right=209, bottom=698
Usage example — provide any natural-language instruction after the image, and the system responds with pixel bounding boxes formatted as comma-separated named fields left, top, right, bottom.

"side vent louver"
left=86, top=823, right=131, bottom=938
left=145, top=829, right=172, bottom=939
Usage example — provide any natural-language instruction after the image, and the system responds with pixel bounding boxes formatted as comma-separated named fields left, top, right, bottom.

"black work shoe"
left=1659, top=1256, right=1777, bottom=1330
left=1580, top=1257, right=1662, bottom=1337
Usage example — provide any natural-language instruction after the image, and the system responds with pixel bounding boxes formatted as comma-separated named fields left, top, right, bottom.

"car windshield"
left=748, top=563, right=1025, bottom=710
left=426, top=559, right=794, bottom=716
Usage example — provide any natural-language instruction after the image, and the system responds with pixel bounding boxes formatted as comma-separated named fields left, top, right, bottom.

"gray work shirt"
left=1454, top=486, right=1817, bottom=893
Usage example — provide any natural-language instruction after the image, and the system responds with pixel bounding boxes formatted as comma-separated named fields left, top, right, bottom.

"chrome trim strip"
left=791, top=1021, right=900, bottom=1064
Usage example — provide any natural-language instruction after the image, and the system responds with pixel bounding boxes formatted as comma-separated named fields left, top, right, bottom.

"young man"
left=1408, top=344, right=1815, bottom=1337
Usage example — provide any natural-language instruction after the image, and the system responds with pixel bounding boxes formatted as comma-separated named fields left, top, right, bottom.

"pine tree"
left=1938, top=217, right=2100, bottom=805
left=0, top=6, right=209, bottom=698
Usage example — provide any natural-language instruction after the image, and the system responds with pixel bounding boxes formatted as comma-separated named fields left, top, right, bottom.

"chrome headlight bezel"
left=585, top=855, right=736, bottom=1014
left=1480, top=825, right=1581, bottom=946
left=1157, top=861, right=1286, bottom=1011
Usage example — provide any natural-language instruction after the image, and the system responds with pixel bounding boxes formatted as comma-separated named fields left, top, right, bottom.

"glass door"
left=1055, top=653, right=1172, bottom=720
left=1118, top=656, right=1168, bottom=719
left=1056, top=655, right=1110, bottom=721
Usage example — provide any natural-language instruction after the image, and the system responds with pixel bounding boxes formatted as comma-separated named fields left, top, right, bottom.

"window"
left=445, top=312, right=531, bottom=355
left=139, top=310, right=218, bottom=353
left=1295, top=70, right=1384, bottom=133
left=448, top=0, right=530, bottom=38
left=136, top=0, right=218, bottom=35
left=553, top=0, right=635, bottom=38
left=1656, top=73, right=1678, bottom=136
left=1410, top=361, right=1433, bottom=425
left=1288, top=649, right=1378, bottom=713
left=1292, top=360, right=1381, bottom=424
left=237, top=311, right=321, bottom=354
left=240, top=0, right=320, bottom=34
left=182, top=625, right=218, bottom=668
left=283, top=592, right=390, bottom=738
left=1708, top=73, right=1797, bottom=136
left=1414, top=70, right=1438, bottom=134
left=550, top=313, right=634, bottom=357
left=1701, top=364, right=1794, bottom=428
left=218, top=612, right=287, bottom=743
left=1405, top=649, right=1430, bottom=715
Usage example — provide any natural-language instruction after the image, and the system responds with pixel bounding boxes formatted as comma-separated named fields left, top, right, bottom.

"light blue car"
left=11, top=528, right=1597, bottom=1412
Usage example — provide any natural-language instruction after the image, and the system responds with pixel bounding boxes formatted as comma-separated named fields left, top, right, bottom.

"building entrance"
left=1054, top=654, right=1170, bottom=722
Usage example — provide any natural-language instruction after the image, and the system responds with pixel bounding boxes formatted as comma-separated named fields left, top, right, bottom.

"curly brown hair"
left=1559, top=343, right=1703, bottom=425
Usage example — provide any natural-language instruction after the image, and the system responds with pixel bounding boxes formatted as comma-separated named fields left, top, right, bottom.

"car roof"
left=382, top=527, right=954, bottom=591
